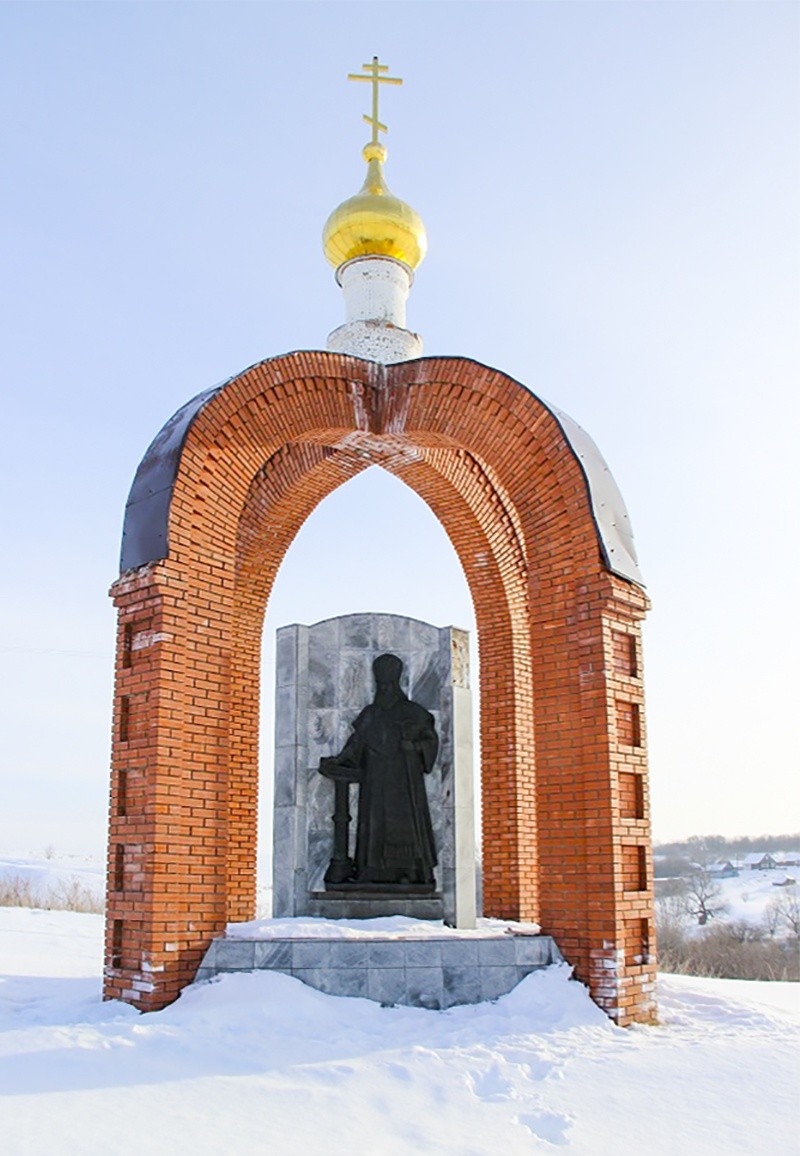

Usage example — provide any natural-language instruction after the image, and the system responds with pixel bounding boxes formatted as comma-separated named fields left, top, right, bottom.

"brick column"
left=532, top=572, right=656, bottom=1025
left=104, top=563, right=231, bottom=1009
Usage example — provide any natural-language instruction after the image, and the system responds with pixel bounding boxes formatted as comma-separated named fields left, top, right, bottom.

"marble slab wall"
left=272, top=614, right=476, bottom=926
left=196, top=934, right=563, bottom=1009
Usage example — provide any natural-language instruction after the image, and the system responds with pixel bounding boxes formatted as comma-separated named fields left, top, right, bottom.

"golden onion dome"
left=323, top=142, right=427, bottom=271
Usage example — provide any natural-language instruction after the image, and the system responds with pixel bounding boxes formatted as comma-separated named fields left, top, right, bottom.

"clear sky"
left=1, top=1, right=797, bottom=857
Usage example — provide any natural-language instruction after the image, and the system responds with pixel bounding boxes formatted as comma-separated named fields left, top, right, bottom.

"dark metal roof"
left=119, top=353, right=643, bottom=587
left=120, top=383, right=225, bottom=572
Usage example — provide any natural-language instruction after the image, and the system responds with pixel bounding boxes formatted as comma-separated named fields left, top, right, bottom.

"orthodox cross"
left=348, top=56, right=402, bottom=145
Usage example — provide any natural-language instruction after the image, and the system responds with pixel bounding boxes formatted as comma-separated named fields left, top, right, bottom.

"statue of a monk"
left=319, top=653, right=438, bottom=889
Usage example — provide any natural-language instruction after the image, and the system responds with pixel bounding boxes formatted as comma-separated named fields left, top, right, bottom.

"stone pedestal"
left=196, top=930, right=562, bottom=1009
left=272, top=613, right=476, bottom=927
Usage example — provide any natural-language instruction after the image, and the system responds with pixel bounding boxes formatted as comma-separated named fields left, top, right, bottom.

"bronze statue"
left=319, top=653, right=438, bottom=891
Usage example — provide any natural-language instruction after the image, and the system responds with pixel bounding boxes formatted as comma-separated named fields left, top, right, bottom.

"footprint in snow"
left=383, top=1061, right=412, bottom=1082
left=516, top=1110, right=572, bottom=1146
left=469, top=1054, right=555, bottom=1102
left=469, top=1061, right=517, bottom=1101
left=520, top=1056, right=554, bottom=1081
left=309, top=1063, right=357, bottom=1083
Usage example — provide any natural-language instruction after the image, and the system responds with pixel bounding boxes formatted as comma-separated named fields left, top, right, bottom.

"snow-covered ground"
left=0, top=849, right=105, bottom=906
left=716, top=868, right=798, bottom=924
left=226, top=915, right=541, bottom=938
left=1, top=906, right=798, bottom=1155
left=655, top=866, right=799, bottom=937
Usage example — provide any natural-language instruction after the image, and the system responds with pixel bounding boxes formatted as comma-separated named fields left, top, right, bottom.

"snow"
left=0, top=849, right=105, bottom=899
left=657, top=866, right=799, bottom=933
left=716, top=869, right=798, bottom=925
left=226, top=915, right=542, bottom=939
left=2, top=905, right=798, bottom=1155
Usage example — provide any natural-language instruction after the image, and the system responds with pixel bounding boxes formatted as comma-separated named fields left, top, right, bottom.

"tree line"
left=655, top=832, right=800, bottom=860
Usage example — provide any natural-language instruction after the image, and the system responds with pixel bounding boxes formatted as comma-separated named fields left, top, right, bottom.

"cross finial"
left=347, top=56, right=402, bottom=146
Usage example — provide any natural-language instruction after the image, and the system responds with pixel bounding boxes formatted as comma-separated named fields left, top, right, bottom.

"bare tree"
left=767, top=887, right=800, bottom=939
left=763, top=900, right=782, bottom=938
left=655, top=879, right=690, bottom=929
left=683, top=868, right=727, bottom=926
left=724, top=919, right=764, bottom=944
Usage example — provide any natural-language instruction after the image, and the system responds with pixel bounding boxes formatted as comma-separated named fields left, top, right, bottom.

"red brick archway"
left=105, top=352, right=656, bottom=1024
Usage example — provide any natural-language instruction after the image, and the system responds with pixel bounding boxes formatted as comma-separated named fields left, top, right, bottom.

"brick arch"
left=106, top=351, right=655, bottom=1024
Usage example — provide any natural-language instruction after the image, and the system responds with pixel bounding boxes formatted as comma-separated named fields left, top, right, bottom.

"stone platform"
left=195, top=931, right=563, bottom=1010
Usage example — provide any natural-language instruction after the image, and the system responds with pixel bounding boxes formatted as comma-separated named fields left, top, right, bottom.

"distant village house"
left=741, top=852, right=778, bottom=871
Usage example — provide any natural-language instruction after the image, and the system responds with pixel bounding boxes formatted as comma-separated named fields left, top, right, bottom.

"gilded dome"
left=323, top=143, right=427, bottom=271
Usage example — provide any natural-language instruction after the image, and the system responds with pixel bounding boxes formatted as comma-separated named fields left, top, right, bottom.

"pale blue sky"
left=1, top=1, right=797, bottom=855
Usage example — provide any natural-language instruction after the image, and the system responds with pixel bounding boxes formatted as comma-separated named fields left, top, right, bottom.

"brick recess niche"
left=105, top=352, right=657, bottom=1025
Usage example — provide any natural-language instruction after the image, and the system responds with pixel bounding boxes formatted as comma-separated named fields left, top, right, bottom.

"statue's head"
left=373, top=653, right=403, bottom=686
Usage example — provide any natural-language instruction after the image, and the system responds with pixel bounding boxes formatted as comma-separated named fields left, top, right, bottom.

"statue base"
left=195, top=925, right=564, bottom=1010
left=308, top=891, right=442, bottom=920
left=323, top=882, right=437, bottom=896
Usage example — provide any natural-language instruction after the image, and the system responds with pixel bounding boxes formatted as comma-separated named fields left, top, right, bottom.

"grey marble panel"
left=306, top=853, right=329, bottom=896
left=479, top=966, right=519, bottom=1002
left=322, top=967, right=369, bottom=999
left=405, top=967, right=443, bottom=1010
left=292, top=940, right=332, bottom=970
left=254, top=941, right=293, bottom=969
left=274, top=684, right=298, bottom=747
left=477, top=938, right=516, bottom=967
left=292, top=869, right=308, bottom=915
left=306, top=787, right=334, bottom=894
left=194, top=968, right=214, bottom=983
left=514, top=937, right=557, bottom=966
left=273, top=746, right=298, bottom=807
left=339, top=614, right=377, bottom=649
left=329, top=941, right=370, bottom=969
left=440, top=867, right=456, bottom=926
left=409, top=653, right=442, bottom=712
left=307, top=765, right=336, bottom=822
left=306, top=896, right=444, bottom=920
left=293, top=968, right=333, bottom=995
left=442, top=966, right=481, bottom=1007
left=409, top=619, right=439, bottom=651
left=377, top=615, right=413, bottom=653
left=340, top=651, right=373, bottom=709
left=309, top=655, right=337, bottom=708
left=310, top=899, right=375, bottom=919
left=367, top=967, right=406, bottom=1006
left=404, top=940, right=443, bottom=968
left=293, top=749, right=310, bottom=809
left=335, top=712, right=358, bottom=750
left=368, top=941, right=407, bottom=969
left=272, top=805, right=298, bottom=917
left=307, top=710, right=339, bottom=763
left=215, top=941, right=255, bottom=970
left=275, top=628, right=299, bottom=689
left=441, top=939, right=479, bottom=967
left=307, top=617, right=340, bottom=650
left=200, top=940, right=217, bottom=966
left=271, top=868, right=293, bottom=919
